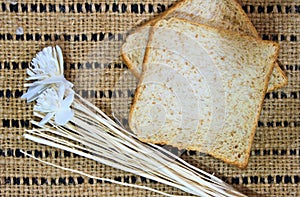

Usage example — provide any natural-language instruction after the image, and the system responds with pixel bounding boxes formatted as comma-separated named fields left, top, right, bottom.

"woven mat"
left=0, top=0, right=299, bottom=196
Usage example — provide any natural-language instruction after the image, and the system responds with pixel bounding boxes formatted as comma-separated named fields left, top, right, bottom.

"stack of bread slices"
left=121, top=0, right=287, bottom=168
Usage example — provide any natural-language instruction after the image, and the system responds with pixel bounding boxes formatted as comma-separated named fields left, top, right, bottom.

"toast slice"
left=129, top=18, right=279, bottom=168
left=121, top=0, right=287, bottom=92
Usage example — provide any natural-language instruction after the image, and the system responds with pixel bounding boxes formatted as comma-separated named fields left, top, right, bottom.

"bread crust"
left=131, top=18, right=280, bottom=168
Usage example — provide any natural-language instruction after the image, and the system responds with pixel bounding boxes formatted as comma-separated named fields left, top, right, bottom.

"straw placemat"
left=0, top=0, right=299, bottom=196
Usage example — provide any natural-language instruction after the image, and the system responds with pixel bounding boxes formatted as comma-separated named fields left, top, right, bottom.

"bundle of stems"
left=22, top=45, right=246, bottom=197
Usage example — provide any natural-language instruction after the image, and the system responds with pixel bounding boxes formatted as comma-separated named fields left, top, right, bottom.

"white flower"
left=34, top=88, right=74, bottom=126
left=28, top=45, right=64, bottom=80
left=21, top=45, right=73, bottom=102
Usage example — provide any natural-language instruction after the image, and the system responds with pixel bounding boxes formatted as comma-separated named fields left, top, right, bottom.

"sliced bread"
left=129, top=18, right=279, bottom=168
left=121, top=0, right=287, bottom=92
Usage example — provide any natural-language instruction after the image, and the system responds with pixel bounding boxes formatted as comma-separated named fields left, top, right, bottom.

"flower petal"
left=56, top=84, right=65, bottom=100
left=52, top=46, right=60, bottom=74
left=21, top=84, right=47, bottom=102
left=61, top=93, right=74, bottom=108
left=35, top=75, right=65, bottom=85
left=26, top=69, right=36, bottom=77
left=55, top=45, right=64, bottom=74
left=38, top=112, right=55, bottom=126
left=54, top=108, right=74, bottom=125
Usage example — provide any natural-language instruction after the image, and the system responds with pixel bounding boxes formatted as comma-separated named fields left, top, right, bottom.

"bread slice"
left=121, top=0, right=287, bottom=92
left=129, top=18, right=279, bottom=168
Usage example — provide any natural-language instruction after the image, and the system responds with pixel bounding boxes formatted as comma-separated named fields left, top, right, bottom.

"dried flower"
left=22, top=45, right=246, bottom=196
left=21, top=45, right=73, bottom=102
left=34, top=88, right=74, bottom=126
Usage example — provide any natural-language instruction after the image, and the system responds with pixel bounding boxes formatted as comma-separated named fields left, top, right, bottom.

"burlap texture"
left=0, top=0, right=299, bottom=196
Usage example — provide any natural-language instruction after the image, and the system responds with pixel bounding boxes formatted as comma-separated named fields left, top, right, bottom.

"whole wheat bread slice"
left=129, top=18, right=279, bottom=168
left=121, top=0, right=287, bottom=92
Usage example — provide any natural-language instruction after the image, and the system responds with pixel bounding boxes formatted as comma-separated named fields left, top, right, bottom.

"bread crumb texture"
left=129, top=18, right=278, bottom=168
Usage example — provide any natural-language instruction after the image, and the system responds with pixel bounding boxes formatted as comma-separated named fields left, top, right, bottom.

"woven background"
left=0, top=0, right=299, bottom=196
